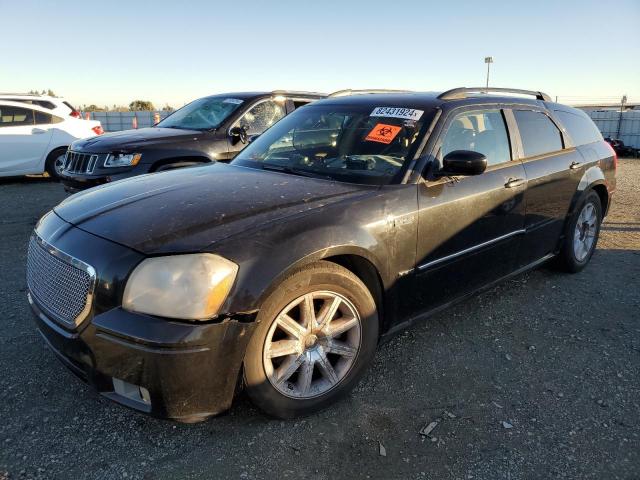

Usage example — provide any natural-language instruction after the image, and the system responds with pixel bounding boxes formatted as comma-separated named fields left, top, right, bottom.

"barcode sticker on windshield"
left=365, top=123, right=402, bottom=144
left=371, top=107, right=423, bottom=121
left=223, top=98, right=243, bottom=104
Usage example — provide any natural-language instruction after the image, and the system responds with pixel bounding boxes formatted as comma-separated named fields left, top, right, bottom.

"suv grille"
left=26, top=235, right=96, bottom=327
left=64, top=151, right=100, bottom=174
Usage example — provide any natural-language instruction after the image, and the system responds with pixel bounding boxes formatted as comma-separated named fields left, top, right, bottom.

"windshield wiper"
left=261, top=164, right=333, bottom=180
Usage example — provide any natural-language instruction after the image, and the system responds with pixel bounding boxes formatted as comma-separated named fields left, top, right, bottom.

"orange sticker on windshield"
left=365, top=123, right=401, bottom=144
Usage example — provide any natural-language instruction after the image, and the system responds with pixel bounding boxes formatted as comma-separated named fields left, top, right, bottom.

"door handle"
left=505, top=178, right=525, bottom=189
left=32, top=128, right=47, bottom=134
left=569, top=161, right=582, bottom=170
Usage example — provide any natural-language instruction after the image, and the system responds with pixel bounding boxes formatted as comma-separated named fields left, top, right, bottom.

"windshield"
left=232, top=105, right=430, bottom=185
left=157, top=97, right=244, bottom=130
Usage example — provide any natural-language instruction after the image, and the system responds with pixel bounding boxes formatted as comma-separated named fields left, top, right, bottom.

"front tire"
left=243, top=261, right=379, bottom=418
left=555, top=191, right=602, bottom=273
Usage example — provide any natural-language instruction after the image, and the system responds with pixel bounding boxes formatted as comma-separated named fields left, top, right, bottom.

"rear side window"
left=0, top=106, right=34, bottom=126
left=554, top=110, right=602, bottom=146
left=293, top=100, right=313, bottom=109
left=441, top=109, right=511, bottom=166
left=34, top=111, right=62, bottom=125
left=514, top=110, right=563, bottom=157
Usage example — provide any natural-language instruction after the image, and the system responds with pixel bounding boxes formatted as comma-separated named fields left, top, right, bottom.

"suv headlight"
left=104, top=153, right=142, bottom=168
left=123, top=254, right=238, bottom=320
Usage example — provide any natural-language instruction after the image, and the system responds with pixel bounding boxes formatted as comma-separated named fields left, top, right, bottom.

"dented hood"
left=54, top=163, right=372, bottom=254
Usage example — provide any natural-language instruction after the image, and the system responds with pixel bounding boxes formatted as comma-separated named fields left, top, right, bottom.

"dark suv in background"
left=60, top=91, right=324, bottom=192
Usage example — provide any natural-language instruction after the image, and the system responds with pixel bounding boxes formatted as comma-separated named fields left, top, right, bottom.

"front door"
left=406, top=107, right=527, bottom=317
left=0, top=105, right=53, bottom=175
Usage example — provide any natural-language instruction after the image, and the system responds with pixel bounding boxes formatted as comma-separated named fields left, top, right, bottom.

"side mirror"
left=247, top=134, right=260, bottom=144
left=440, top=150, right=487, bottom=176
left=229, top=126, right=248, bottom=145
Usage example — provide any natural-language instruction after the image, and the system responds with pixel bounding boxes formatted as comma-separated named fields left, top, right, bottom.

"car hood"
left=71, top=127, right=203, bottom=152
left=54, top=164, right=374, bottom=254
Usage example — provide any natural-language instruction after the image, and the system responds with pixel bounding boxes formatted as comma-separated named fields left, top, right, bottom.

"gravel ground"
left=1, top=160, right=638, bottom=480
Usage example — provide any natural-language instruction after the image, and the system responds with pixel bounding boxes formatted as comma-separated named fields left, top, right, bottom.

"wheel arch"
left=150, top=155, right=213, bottom=172
left=557, top=177, right=609, bottom=254
left=250, top=245, right=388, bottom=334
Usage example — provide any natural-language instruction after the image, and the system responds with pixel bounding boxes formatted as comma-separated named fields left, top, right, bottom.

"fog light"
left=112, top=378, right=151, bottom=406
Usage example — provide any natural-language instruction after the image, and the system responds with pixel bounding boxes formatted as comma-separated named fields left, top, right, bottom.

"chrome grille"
left=26, top=235, right=96, bottom=327
left=63, top=151, right=100, bottom=174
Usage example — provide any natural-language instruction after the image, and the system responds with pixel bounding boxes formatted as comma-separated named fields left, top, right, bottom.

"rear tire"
left=243, top=261, right=379, bottom=418
left=555, top=191, right=602, bottom=273
left=44, top=147, right=68, bottom=180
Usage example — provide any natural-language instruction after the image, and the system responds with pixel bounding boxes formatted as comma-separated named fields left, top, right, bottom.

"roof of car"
left=0, top=93, right=62, bottom=100
left=203, top=91, right=326, bottom=101
left=313, top=89, right=550, bottom=110
left=0, top=99, right=65, bottom=113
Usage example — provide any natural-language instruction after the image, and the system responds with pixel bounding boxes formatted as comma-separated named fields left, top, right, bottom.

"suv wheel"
left=45, top=148, right=68, bottom=180
left=243, top=261, right=378, bottom=418
left=556, top=191, right=602, bottom=272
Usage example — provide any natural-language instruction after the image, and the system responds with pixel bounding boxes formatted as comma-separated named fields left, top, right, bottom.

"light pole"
left=484, top=56, right=494, bottom=91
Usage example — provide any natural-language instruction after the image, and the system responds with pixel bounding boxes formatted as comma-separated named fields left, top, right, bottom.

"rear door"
left=407, top=107, right=527, bottom=317
left=510, top=108, right=583, bottom=266
left=0, top=105, right=53, bottom=175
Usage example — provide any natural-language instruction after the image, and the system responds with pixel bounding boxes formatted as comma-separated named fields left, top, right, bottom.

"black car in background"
left=59, top=91, right=324, bottom=192
left=604, top=137, right=638, bottom=158
left=28, top=87, right=616, bottom=421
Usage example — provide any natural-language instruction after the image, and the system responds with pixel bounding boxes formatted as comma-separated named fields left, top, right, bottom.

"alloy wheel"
left=573, top=202, right=598, bottom=262
left=263, top=291, right=361, bottom=399
left=53, top=153, right=67, bottom=176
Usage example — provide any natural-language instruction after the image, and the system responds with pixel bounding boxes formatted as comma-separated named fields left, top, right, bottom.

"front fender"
left=221, top=225, right=391, bottom=315
left=213, top=186, right=418, bottom=316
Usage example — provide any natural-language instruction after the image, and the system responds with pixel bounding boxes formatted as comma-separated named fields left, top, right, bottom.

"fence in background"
left=583, top=109, right=640, bottom=149
left=81, top=111, right=172, bottom=132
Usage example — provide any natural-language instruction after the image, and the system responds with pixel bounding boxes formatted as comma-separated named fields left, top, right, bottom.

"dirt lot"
left=1, top=160, right=638, bottom=480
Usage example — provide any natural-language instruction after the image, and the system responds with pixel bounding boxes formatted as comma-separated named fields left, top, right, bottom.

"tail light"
left=70, top=111, right=81, bottom=119
left=92, top=125, right=104, bottom=135
left=605, top=141, right=618, bottom=171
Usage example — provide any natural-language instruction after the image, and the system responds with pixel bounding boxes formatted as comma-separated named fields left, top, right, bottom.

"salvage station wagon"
left=27, top=87, right=616, bottom=421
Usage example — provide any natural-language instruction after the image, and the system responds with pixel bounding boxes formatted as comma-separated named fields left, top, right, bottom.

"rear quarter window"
left=554, top=110, right=602, bottom=146
left=513, top=110, right=563, bottom=158
left=34, top=111, right=62, bottom=125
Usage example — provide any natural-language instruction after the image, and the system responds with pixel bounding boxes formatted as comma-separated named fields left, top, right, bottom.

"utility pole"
left=484, top=57, right=494, bottom=90
left=616, top=94, right=627, bottom=139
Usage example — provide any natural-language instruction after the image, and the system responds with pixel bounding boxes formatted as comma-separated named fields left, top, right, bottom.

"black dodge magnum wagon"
left=60, top=90, right=324, bottom=192
left=27, top=87, right=616, bottom=421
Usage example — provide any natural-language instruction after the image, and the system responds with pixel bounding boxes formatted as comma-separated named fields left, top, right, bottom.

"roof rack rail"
left=329, top=89, right=413, bottom=97
left=271, top=90, right=326, bottom=97
left=438, top=87, right=551, bottom=102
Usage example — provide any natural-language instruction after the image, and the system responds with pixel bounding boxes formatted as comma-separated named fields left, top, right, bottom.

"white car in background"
left=0, top=100, right=103, bottom=179
left=0, top=93, right=82, bottom=119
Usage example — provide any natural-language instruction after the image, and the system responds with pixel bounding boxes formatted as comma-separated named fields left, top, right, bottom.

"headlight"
left=122, top=254, right=238, bottom=320
left=104, top=153, right=142, bottom=168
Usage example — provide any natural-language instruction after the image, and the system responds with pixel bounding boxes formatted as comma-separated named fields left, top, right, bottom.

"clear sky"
left=1, top=0, right=638, bottom=108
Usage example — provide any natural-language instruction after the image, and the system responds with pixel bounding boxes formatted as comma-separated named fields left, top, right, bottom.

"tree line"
left=26, top=89, right=174, bottom=112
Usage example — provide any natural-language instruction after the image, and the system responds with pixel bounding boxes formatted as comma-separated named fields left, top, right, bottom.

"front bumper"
left=30, top=296, right=255, bottom=422
left=28, top=211, right=256, bottom=422
left=60, top=170, right=141, bottom=193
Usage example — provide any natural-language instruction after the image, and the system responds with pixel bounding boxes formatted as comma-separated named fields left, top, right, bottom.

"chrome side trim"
left=29, top=234, right=96, bottom=327
left=417, top=229, right=526, bottom=272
